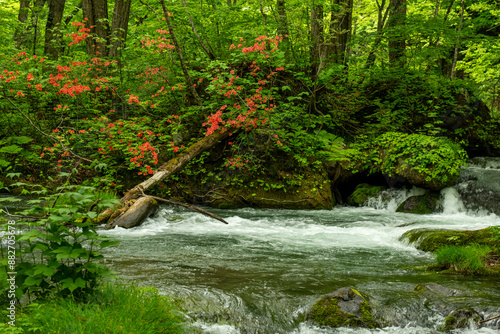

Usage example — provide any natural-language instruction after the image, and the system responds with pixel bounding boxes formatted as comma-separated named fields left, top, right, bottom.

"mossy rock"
left=442, top=308, right=483, bottom=331
left=347, top=183, right=386, bottom=206
left=375, top=132, right=467, bottom=191
left=413, top=283, right=461, bottom=297
left=396, top=192, right=442, bottom=214
left=307, top=287, right=379, bottom=329
left=400, top=227, right=500, bottom=252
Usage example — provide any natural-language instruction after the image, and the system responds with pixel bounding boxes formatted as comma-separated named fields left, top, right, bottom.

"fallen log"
left=98, top=129, right=234, bottom=226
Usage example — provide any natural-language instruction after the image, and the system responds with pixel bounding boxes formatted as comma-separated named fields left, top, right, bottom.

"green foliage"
left=0, top=282, right=186, bottom=334
left=434, top=244, right=492, bottom=275
left=0, top=184, right=120, bottom=302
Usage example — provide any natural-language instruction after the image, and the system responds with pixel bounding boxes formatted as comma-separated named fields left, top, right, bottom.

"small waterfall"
left=441, top=187, right=466, bottom=215
left=365, top=187, right=426, bottom=211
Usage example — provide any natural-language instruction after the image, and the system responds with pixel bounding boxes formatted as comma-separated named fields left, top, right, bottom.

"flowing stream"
left=100, top=178, right=500, bottom=333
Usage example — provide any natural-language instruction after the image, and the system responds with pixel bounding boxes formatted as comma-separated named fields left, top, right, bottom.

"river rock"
left=306, top=287, right=379, bottom=329
left=106, top=196, right=158, bottom=229
left=414, top=283, right=461, bottom=297
left=442, top=307, right=483, bottom=331
left=396, top=192, right=442, bottom=214
left=347, top=183, right=386, bottom=206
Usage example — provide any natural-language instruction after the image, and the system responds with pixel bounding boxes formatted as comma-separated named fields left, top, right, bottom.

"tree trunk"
left=82, top=0, right=109, bottom=56
left=310, top=2, right=324, bottom=78
left=365, top=0, right=390, bottom=69
left=107, top=0, right=131, bottom=59
left=450, top=0, right=464, bottom=79
left=14, top=0, right=32, bottom=49
left=276, top=0, right=289, bottom=40
left=181, top=0, right=216, bottom=60
left=44, top=0, right=66, bottom=59
left=387, top=0, right=407, bottom=68
left=327, top=0, right=353, bottom=66
left=14, top=0, right=46, bottom=53
left=98, top=129, right=234, bottom=224
left=160, top=0, right=203, bottom=107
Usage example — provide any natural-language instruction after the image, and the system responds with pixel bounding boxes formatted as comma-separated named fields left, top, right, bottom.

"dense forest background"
left=0, top=0, right=499, bottom=195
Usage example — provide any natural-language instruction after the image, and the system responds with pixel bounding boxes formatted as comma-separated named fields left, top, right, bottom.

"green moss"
left=442, top=308, right=483, bottom=331
left=307, top=289, right=379, bottom=329
left=395, top=192, right=441, bottom=214
left=347, top=183, right=386, bottom=206
left=402, top=227, right=500, bottom=276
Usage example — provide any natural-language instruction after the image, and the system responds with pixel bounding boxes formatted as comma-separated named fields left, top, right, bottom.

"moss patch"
left=347, top=183, right=386, bottom=206
left=307, top=288, right=379, bottom=329
left=402, top=227, right=500, bottom=276
left=395, top=192, right=441, bottom=214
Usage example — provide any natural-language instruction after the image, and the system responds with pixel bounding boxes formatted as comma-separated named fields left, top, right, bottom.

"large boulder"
left=375, top=132, right=467, bottom=190
left=347, top=183, right=386, bottom=206
left=106, top=196, right=158, bottom=229
left=396, top=192, right=442, bottom=214
left=306, top=287, right=379, bottom=329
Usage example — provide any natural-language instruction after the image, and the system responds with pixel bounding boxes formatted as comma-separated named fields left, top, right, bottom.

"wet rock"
left=442, top=307, right=483, bottom=331
left=396, top=192, right=442, bottom=214
left=414, top=283, right=461, bottom=297
left=307, top=287, right=379, bottom=329
left=106, top=196, right=158, bottom=229
left=347, top=183, right=386, bottom=206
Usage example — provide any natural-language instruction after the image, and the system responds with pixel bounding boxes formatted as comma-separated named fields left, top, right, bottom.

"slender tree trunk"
left=108, top=0, right=132, bottom=59
left=259, top=0, right=267, bottom=26
left=450, top=0, right=464, bottom=78
left=310, top=2, right=324, bottom=78
left=82, top=0, right=109, bottom=56
left=365, top=0, right=389, bottom=69
left=14, top=0, right=32, bottom=49
left=327, top=0, right=353, bottom=67
left=44, top=0, right=66, bottom=59
left=160, top=0, right=203, bottom=107
left=387, top=0, right=407, bottom=68
left=276, top=0, right=289, bottom=40
left=181, top=0, right=216, bottom=60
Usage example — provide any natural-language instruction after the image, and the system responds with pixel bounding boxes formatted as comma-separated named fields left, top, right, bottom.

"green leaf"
left=0, top=145, right=23, bottom=154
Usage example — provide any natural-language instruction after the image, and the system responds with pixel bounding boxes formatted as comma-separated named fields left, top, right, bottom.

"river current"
left=100, top=187, right=500, bottom=334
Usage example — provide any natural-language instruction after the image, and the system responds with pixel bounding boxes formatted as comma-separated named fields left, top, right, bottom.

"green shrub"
left=434, top=244, right=491, bottom=274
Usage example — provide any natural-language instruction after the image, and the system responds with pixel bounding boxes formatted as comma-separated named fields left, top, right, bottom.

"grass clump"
left=0, top=282, right=187, bottom=334
left=433, top=244, right=492, bottom=275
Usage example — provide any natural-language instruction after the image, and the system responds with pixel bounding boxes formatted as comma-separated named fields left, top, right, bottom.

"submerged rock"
left=306, top=287, right=379, bottom=329
left=106, top=196, right=158, bottom=229
left=396, top=192, right=442, bottom=214
left=347, top=183, right=386, bottom=206
left=442, top=307, right=483, bottom=331
left=414, top=283, right=461, bottom=297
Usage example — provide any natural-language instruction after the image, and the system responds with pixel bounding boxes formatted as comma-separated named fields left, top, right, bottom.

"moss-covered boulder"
left=346, top=183, right=386, bottom=206
left=374, top=132, right=467, bottom=191
left=401, top=227, right=500, bottom=252
left=442, top=308, right=483, bottom=331
left=307, top=287, right=379, bottom=329
left=396, top=192, right=442, bottom=214
left=401, top=227, right=500, bottom=276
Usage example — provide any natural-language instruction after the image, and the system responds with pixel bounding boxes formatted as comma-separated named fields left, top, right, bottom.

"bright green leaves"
left=1, top=184, right=120, bottom=302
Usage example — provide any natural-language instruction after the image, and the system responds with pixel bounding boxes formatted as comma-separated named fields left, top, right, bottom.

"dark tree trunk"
left=387, top=0, right=407, bottom=68
left=276, top=0, right=289, bottom=40
left=328, top=0, right=353, bottom=67
left=14, top=0, right=46, bottom=53
left=14, top=0, right=32, bottom=49
left=108, top=0, right=132, bottom=58
left=310, top=2, right=324, bottom=78
left=44, top=0, right=66, bottom=59
left=365, top=0, right=390, bottom=69
left=82, top=0, right=109, bottom=56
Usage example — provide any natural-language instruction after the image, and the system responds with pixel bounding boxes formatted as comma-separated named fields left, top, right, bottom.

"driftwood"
left=479, top=314, right=500, bottom=324
left=98, top=129, right=235, bottom=225
left=140, top=188, right=228, bottom=225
